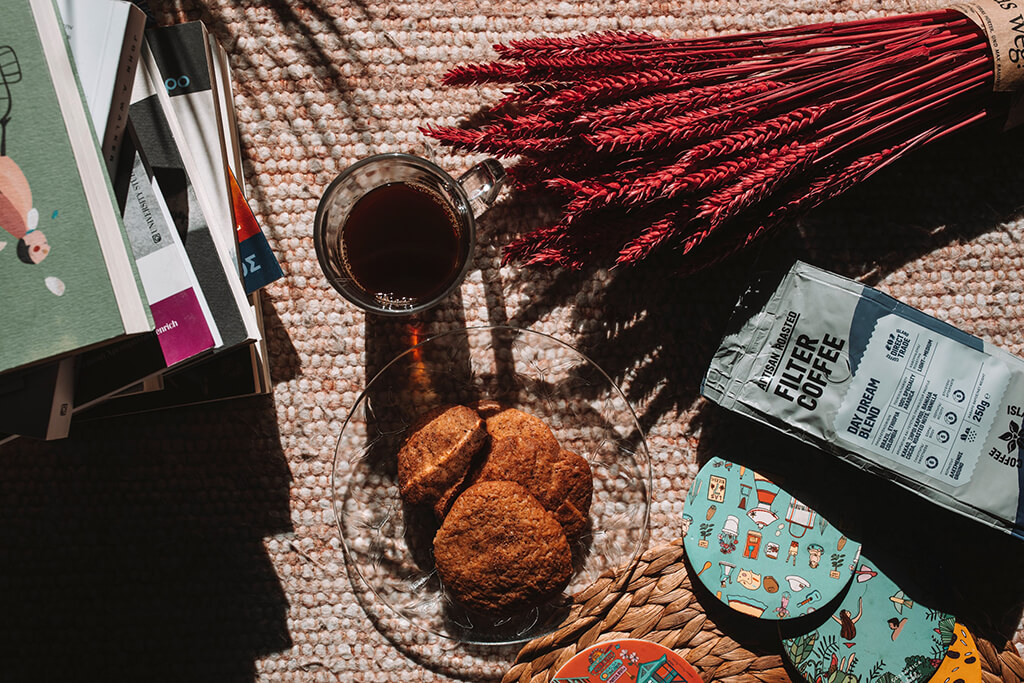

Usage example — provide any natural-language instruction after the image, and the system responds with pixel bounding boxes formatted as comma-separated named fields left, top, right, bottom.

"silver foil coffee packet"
left=702, top=261, right=1024, bottom=540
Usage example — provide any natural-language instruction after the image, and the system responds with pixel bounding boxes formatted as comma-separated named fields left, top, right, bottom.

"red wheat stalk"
left=585, top=104, right=764, bottom=153
left=616, top=212, right=689, bottom=265
left=684, top=139, right=825, bottom=251
left=564, top=150, right=765, bottom=217
left=426, top=9, right=1007, bottom=273
left=575, top=80, right=784, bottom=129
left=494, top=31, right=661, bottom=58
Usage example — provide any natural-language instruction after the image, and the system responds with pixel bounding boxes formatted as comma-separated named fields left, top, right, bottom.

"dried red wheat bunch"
left=426, top=9, right=1011, bottom=272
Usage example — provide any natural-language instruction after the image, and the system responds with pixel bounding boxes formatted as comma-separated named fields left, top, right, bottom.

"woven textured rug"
left=2, top=0, right=1024, bottom=680
left=503, top=540, right=1024, bottom=683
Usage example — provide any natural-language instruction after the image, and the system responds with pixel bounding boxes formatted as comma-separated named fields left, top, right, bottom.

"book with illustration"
left=0, top=0, right=152, bottom=378
left=1, top=7, right=279, bottom=434
left=8, top=3, right=219, bottom=427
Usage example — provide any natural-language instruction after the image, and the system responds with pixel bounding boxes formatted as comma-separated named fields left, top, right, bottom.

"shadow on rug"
left=0, top=396, right=293, bottom=683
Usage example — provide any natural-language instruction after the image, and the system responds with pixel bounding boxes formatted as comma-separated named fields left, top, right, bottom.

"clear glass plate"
left=332, top=325, right=651, bottom=645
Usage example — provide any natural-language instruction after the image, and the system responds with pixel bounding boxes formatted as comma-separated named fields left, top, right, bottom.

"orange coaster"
left=552, top=638, right=703, bottom=683
left=929, top=623, right=982, bottom=683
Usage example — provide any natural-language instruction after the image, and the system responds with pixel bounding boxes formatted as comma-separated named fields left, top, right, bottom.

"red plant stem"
left=589, top=10, right=966, bottom=53
left=824, top=51, right=986, bottom=125
left=495, top=31, right=660, bottom=58
left=550, top=70, right=697, bottom=107
left=585, top=105, right=762, bottom=152
left=820, top=65, right=989, bottom=163
left=680, top=104, right=832, bottom=165
left=616, top=213, right=687, bottom=264
left=497, top=12, right=951, bottom=59
left=676, top=109, right=990, bottom=275
left=561, top=103, right=831, bottom=217
left=513, top=150, right=653, bottom=190
left=684, top=140, right=823, bottom=250
left=492, top=82, right=568, bottom=112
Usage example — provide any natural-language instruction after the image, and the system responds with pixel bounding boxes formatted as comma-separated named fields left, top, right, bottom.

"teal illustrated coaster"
left=682, top=457, right=860, bottom=620
left=782, top=557, right=956, bottom=683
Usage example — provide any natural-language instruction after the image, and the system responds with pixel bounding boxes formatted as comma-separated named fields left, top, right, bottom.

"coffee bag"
left=702, top=261, right=1024, bottom=540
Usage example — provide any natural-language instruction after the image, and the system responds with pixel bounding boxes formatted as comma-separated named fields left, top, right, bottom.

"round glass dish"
left=332, top=325, right=651, bottom=645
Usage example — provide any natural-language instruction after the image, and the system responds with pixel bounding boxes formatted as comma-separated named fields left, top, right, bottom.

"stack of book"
left=0, top=0, right=283, bottom=442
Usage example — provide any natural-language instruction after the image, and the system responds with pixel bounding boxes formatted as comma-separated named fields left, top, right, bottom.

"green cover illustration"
left=0, top=0, right=140, bottom=373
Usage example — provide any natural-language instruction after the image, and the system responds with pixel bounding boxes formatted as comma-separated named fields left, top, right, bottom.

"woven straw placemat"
left=504, top=540, right=1024, bottom=683
left=1, top=0, right=1023, bottom=681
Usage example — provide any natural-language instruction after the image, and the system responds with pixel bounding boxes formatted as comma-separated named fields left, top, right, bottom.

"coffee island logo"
left=989, top=406, right=1024, bottom=468
left=884, top=329, right=911, bottom=362
left=998, top=419, right=1021, bottom=454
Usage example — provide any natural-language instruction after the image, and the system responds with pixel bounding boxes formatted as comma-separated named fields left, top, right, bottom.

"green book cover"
left=0, top=0, right=151, bottom=375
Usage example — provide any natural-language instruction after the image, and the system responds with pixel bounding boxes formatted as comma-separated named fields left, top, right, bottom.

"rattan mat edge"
left=502, top=539, right=1024, bottom=683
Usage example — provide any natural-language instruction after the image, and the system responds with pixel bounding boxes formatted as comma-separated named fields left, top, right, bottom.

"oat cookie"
left=433, top=480, right=572, bottom=614
left=473, top=408, right=593, bottom=538
left=397, top=404, right=486, bottom=506
left=474, top=408, right=561, bottom=507
left=550, top=449, right=593, bottom=540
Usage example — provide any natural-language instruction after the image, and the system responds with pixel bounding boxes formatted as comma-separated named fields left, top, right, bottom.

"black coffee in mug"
left=314, top=153, right=505, bottom=316
left=341, top=182, right=465, bottom=303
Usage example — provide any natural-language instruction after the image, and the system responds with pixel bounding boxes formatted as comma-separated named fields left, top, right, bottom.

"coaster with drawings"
left=782, top=557, right=954, bottom=683
left=550, top=639, right=703, bottom=683
left=682, top=456, right=861, bottom=620
left=500, top=540, right=1024, bottom=683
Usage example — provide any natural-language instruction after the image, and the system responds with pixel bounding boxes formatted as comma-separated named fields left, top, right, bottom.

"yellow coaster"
left=929, top=622, right=982, bottom=683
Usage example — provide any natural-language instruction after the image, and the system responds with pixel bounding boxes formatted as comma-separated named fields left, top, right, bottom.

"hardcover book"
left=209, top=33, right=273, bottom=398
left=80, top=31, right=274, bottom=420
left=60, top=1, right=217, bottom=372
left=129, top=40, right=259, bottom=351
left=146, top=21, right=238, bottom=268
left=149, top=22, right=283, bottom=294
left=119, top=120, right=219, bottom=366
left=73, top=119, right=221, bottom=415
left=208, top=31, right=284, bottom=294
left=56, top=0, right=146, bottom=174
left=0, top=0, right=152, bottom=377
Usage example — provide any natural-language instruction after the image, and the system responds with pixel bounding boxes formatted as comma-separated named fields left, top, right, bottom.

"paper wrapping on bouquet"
left=782, top=558, right=955, bottom=683
left=949, top=0, right=1024, bottom=129
left=682, top=457, right=862, bottom=620
left=702, top=261, right=1024, bottom=541
left=950, top=0, right=1024, bottom=93
left=230, top=168, right=283, bottom=293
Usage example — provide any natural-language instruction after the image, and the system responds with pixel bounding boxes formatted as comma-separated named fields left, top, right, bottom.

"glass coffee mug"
left=313, top=153, right=505, bottom=316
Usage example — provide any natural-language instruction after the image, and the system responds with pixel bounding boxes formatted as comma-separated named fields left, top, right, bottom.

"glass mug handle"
left=458, top=158, right=506, bottom=217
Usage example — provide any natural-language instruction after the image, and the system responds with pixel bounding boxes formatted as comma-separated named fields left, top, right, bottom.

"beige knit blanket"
left=1, top=0, right=1023, bottom=680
